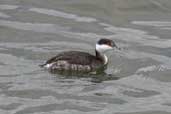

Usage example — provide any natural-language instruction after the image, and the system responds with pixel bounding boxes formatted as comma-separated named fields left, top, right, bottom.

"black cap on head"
left=98, top=38, right=117, bottom=48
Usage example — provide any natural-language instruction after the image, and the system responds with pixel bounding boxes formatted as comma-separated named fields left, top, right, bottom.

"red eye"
left=108, top=42, right=112, bottom=46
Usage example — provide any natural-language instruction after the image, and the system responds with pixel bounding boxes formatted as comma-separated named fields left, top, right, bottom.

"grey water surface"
left=0, top=0, right=171, bottom=114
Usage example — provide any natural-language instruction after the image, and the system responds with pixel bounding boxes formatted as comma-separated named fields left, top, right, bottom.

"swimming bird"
left=40, top=38, right=118, bottom=73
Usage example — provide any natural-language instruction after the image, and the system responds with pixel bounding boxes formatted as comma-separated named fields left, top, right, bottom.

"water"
left=0, top=0, right=171, bottom=114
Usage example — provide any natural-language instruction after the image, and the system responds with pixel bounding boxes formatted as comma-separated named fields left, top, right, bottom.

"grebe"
left=40, top=38, right=118, bottom=73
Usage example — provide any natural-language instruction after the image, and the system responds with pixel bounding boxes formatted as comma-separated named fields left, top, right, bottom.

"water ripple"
left=0, top=4, right=19, bottom=10
left=0, top=2, right=171, bottom=114
left=29, top=8, right=97, bottom=23
left=0, top=12, right=10, bottom=18
left=132, top=21, right=171, bottom=27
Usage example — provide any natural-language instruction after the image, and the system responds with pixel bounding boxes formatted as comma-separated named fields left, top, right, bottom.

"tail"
left=39, top=63, right=46, bottom=68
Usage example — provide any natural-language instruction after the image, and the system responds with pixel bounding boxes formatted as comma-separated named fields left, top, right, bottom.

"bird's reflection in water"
left=49, top=69, right=120, bottom=83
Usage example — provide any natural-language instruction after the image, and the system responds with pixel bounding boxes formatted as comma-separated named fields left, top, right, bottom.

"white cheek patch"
left=96, top=44, right=113, bottom=52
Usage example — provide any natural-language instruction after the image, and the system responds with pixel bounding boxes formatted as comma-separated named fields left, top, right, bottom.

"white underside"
left=44, top=63, right=53, bottom=69
left=43, top=61, right=91, bottom=71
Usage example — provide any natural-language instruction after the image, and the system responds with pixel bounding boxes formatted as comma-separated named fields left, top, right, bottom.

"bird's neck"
left=95, top=50, right=108, bottom=65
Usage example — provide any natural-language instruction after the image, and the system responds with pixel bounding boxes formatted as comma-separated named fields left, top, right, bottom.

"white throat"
left=103, top=54, right=108, bottom=65
left=96, top=44, right=110, bottom=65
